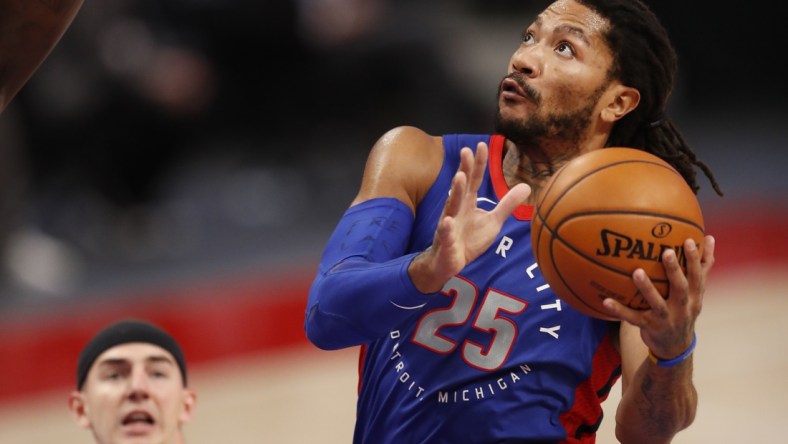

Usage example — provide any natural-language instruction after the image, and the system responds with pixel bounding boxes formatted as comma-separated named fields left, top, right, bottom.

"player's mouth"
left=500, top=77, right=535, bottom=104
left=122, top=410, right=155, bottom=434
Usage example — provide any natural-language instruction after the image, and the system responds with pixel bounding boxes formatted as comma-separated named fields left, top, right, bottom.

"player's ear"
left=67, top=391, right=92, bottom=429
left=601, top=84, right=640, bottom=123
left=179, top=388, right=197, bottom=425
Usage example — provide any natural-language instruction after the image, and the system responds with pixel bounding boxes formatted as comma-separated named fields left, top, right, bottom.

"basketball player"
left=68, top=319, right=197, bottom=444
left=305, top=0, right=722, bottom=442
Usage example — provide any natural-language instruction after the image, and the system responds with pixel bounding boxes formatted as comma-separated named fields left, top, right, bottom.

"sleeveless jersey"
left=353, top=134, right=622, bottom=443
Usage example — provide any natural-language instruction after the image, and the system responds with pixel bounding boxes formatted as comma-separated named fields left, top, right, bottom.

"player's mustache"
left=504, top=72, right=541, bottom=104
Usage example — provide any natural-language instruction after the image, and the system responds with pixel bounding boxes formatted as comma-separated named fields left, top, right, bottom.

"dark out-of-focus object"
left=0, top=0, right=84, bottom=113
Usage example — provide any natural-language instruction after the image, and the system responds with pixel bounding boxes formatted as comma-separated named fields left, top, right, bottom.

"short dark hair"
left=76, top=319, right=187, bottom=390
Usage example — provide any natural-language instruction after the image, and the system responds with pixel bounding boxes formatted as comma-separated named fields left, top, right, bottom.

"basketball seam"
left=555, top=210, right=704, bottom=232
left=539, top=159, right=683, bottom=223
left=531, top=151, right=696, bottom=319
left=532, top=158, right=689, bottom=270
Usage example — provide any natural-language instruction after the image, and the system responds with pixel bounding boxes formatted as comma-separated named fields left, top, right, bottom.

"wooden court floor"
left=0, top=264, right=785, bottom=444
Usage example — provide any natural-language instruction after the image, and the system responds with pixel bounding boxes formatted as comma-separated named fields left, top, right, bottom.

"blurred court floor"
left=0, top=264, right=785, bottom=444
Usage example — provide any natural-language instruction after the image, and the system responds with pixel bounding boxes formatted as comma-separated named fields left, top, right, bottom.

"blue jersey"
left=311, top=134, right=621, bottom=443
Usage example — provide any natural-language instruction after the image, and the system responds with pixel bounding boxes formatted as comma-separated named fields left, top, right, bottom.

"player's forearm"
left=305, top=253, right=435, bottom=349
left=614, top=357, right=697, bottom=444
left=305, top=198, right=436, bottom=349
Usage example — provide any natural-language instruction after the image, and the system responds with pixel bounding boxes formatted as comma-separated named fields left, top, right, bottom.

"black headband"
left=76, top=319, right=187, bottom=390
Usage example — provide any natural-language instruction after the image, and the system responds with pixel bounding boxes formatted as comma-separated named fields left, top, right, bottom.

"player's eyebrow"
left=97, top=358, right=130, bottom=368
left=532, top=16, right=593, bottom=47
left=97, top=354, right=174, bottom=368
left=145, top=355, right=176, bottom=366
left=554, top=24, right=591, bottom=46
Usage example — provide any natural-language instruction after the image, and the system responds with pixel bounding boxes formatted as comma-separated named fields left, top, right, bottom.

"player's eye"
left=556, top=42, right=575, bottom=58
left=149, top=365, right=172, bottom=379
left=521, top=31, right=535, bottom=45
left=101, top=369, right=125, bottom=381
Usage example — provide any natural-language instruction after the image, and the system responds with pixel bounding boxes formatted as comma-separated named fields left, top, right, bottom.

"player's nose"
left=510, top=45, right=541, bottom=78
left=126, top=369, right=150, bottom=400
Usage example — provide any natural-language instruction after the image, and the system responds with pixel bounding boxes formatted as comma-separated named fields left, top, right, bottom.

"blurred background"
left=0, top=0, right=786, bottom=443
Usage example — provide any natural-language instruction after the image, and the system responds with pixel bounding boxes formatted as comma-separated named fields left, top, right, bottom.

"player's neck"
left=502, top=139, right=577, bottom=204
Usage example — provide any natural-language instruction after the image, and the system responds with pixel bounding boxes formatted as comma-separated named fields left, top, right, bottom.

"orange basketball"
left=530, top=147, right=704, bottom=320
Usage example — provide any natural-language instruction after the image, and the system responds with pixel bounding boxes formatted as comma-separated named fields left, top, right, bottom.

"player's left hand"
left=412, top=142, right=530, bottom=293
left=603, top=235, right=715, bottom=358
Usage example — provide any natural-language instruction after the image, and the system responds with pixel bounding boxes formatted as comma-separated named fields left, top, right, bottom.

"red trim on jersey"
left=358, top=345, right=367, bottom=395
left=488, top=134, right=534, bottom=221
left=559, top=332, right=622, bottom=442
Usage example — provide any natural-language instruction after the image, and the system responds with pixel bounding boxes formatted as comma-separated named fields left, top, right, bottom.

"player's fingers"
left=661, top=246, right=689, bottom=308
left=494, top=183, right=530, bottom=223
left=458, top=147, right=474, bottom=181
left=700, top=235, right=716, bottom=275
left=603, top=269, right=665, bottom=327
left=600, top=297, right=624, bottom=320
left=443, top=171, right=467, bottom=219
left=456, top=147, right=475, bottom=206
left=633, top=267, right=670, bottom=319
left=467, top=142, right=488, bottom=194
left=435, top=215, right=456, bottom=248
left=600, top=298, right=634, bottom=324
left=680, top=237, right=705, bottom=310
left=681, top=238, right=701, bottom=280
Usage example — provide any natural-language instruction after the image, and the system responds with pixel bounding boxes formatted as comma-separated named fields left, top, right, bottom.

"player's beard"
left=494, top=77, right=607, bottom=151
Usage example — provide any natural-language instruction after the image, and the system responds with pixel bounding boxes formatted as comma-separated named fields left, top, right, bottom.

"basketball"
left=530, top=147, right=705, bottom=320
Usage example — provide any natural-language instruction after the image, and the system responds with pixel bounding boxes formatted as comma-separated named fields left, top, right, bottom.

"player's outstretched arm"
left=306, top=132, right=529, bottom=350
left=305, top=126, right=445, bottom=349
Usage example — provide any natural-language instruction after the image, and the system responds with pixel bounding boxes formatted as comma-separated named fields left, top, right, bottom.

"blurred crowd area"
left=0, top=0, right=785, bottom=307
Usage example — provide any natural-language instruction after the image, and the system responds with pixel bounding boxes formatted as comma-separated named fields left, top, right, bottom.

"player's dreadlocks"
left=579, top=0, right=723, bottom=196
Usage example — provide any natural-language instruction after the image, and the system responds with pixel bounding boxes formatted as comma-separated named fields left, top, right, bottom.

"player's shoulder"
left=373, top=126, right=442, bottom=154
left=366, top=126, right=444, bottom=169
left=354, top=126, right=445, bottom=207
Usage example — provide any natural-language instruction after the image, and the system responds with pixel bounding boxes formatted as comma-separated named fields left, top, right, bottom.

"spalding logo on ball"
left=530, top=147, right=704, bottom=320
